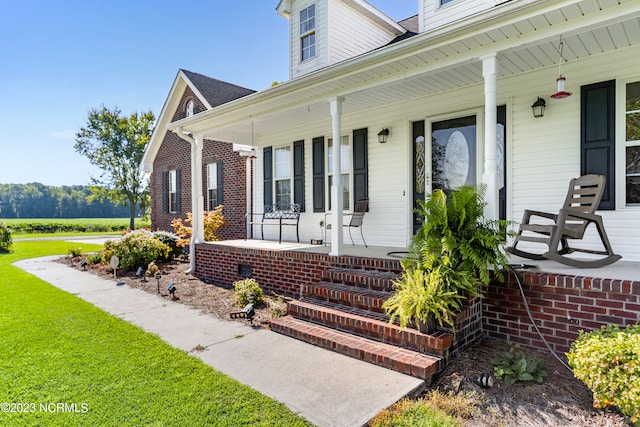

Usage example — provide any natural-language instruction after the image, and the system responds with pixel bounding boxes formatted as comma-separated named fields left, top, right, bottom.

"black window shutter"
left=352, top=128, right=368, bottom=207
left=293, top=140, right=305, bottom=212
left=162, top=171, right=168, bottom=214
left=217, top=161, right=224, bottom=206
left=263, top=147, right=273, bottom=207
left=581, top=80, right=615, bottom=210
left=175, top=169, right=182, bottom=213
left=312, top=136, right=325, bottom=212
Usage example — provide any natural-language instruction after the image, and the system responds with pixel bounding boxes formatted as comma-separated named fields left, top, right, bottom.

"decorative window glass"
left=300, top=4, right=316, bottom=61
left=186, top=100, right=195, bottom=118
left=328, top=136, right=350, bottom=211
left=168, top=170, right=177, bottom=213
left=207, top=163, right=218, bottom=210
left=274, top=146, right=292, bottom=203
left=431, top=115, right=477, bottom=192
left=625, top=81, right=640, bottom=205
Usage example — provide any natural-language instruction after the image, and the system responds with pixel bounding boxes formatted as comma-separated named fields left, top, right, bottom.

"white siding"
left=327, top=0, right=399, bottom=66
left=421, top=0, right=495, bottom=33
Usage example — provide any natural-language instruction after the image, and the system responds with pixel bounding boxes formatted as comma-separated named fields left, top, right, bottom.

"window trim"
left=326, top=135, right=352, bottom=212
left=207, top=163, right=218, bottom=211
left=168, top=169, right=177, bottom=213
left=273, top=145, right=293, bottom=204
left=299, top=4, right=316, bottom=62
left=616, top=76, right=640, bottom=209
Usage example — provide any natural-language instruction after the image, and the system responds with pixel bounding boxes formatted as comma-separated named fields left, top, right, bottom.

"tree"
left=75, top=106, right=154, bottom=229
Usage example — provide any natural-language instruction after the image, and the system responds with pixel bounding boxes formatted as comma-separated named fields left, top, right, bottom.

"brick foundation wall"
left=195, top=242, right=402, bottom=298
left=150, top=87, right=247, bottom=240
left=484, top=271, right=640, bottom=353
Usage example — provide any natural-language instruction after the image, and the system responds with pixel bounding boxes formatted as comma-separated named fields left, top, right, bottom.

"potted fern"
left=384, top=185, right=510, bottom=333
left=383, top=255, right=481, bottom=333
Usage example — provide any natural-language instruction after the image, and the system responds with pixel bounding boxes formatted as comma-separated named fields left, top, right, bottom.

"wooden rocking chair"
left=507, top=174, right=621, bottom=268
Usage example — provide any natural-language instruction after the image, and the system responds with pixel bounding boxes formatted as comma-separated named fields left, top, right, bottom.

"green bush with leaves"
left=406, top=185, right=511, bottom=288
left=102, top=230, right=171, bottom=271
left=0, top=222, right=12, bottom=253
left=86, top=252, right=103, bottom=265
left=383, top=256, right=481, bottom=331
left=567, top=324, right=640, bottom=425
left=67, top=247, right=83, bottom=258
left=491, top=342, right=547, bottom=385
left=152, top=230, right=182, bottom=260
left=233, top=278, right=264, bottom=307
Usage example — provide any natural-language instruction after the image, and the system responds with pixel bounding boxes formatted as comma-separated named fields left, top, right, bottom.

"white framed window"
left=624, top=80, right=640, bottom=205
left=300, top=4, right=315, bottom=61
left=207, top=163, right=218, bottom=210
left=327, top=135, right=351, bottom=211
left=186, top=100, right=195, bottom=117
left=274, top=146, right=292, bottom=203
left=168, top=170, right=177, bottom=213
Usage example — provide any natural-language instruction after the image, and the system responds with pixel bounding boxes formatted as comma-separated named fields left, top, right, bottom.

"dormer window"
left=186, top=100, right=195, bottom=118
left=300, top=4, right=316, bottom=61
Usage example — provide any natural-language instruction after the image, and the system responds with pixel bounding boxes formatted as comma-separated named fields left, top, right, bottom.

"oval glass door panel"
left=444, top=130, right=469, bottom=189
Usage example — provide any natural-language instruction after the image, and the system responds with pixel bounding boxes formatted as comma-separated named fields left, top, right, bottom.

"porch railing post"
left=330, top=96, right=345, bottom=256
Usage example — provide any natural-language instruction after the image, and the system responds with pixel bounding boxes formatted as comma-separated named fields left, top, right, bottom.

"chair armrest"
left=522, top=209, right=557, bottom=223
left=558, top=208, right=599, bottom=222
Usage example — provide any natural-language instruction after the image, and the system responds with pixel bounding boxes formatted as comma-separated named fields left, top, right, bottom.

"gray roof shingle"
left=182, top=69, right=256, bottom=108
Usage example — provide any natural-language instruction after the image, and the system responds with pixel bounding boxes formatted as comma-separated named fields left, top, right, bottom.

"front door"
left=412, top=106, right=507, bottom=235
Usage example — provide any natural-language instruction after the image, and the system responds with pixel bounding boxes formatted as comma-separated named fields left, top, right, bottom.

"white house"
left=143, top=0, right=640, bottom=262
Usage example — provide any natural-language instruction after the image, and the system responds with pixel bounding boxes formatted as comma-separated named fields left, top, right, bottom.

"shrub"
left=491, top=342, right=547, bottom=385
left=171, top=205, right=226, bottom=247
left=86, top=252, right=102, bottom=265
left=152, top=230, right=181, bottom=260
left=0, top=222, right=13, bottom=253
left=233, top=278, right=264, bottom=307
left=567, top=324, right=640, bottom=425
left=101, top=230, right=171, bottom=271
left=67, top=247, right=83, bottom=258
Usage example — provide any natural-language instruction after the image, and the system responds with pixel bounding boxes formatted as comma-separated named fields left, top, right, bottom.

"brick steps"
left=289, top=298, right=452, bottom=356
left=270, top=262, right=453, bottom=381
left=323, top=267, right=399, bottom=292
left=303, top=281, right=390, bottom=313
left=270, top=316, right=442, bottom=381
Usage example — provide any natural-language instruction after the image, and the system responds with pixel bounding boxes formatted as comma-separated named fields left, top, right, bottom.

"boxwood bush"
left=0, top=222, right=12, bottom=253
left=102, top=230, right=171, bottom=271
left=567, top=324, right=640, bottom=425
left=233, top=278, right=264, bottom=307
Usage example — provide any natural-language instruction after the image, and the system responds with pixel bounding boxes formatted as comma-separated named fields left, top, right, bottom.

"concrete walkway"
left=15, top=256, right=424, bottom=427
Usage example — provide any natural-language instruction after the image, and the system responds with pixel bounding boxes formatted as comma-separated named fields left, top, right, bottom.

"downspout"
left=175, top=126, right=199, bottom=274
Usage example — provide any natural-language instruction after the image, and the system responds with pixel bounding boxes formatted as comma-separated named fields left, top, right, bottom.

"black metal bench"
left=245, top=202, right=301, bottom=243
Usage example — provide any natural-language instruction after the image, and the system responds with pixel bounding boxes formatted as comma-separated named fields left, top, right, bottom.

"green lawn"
left=0, top=240, right=312, bottom=426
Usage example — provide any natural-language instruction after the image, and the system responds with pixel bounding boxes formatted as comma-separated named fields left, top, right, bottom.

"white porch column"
left=481, top=53, right=499, bottom=220
left=330, top=97, right=344, bottom=256
left=192, top=133, right=205, bottom=243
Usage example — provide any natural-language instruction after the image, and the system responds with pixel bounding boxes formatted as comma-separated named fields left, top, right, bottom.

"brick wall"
left=194, top=242, right=640, bottom=355
left=484, top=271, right=640, bottom=353
left=150, top=87, right=247, bottom=240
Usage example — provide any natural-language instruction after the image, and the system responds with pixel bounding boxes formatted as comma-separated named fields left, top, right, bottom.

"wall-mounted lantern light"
left=377, top=128, right=390, bottom=143
left=531, top=97, right=546, bottom=118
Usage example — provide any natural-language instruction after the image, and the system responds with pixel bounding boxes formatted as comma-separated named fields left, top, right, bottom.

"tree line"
left=0, top=183, right=133, bottom=218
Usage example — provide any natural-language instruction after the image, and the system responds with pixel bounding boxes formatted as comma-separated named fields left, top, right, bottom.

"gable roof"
left=182, top=69, right=256, bottom=108
left=140, top=70, right=255, bottom=172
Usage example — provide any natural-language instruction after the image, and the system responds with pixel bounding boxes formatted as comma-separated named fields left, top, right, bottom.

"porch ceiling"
left=173, top=0, right=640, bottom=144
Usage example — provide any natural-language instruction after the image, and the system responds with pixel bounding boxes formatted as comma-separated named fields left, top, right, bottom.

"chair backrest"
left=562, top=174, right=605, bottom=214
left=348, top=199, right=368, bottom=227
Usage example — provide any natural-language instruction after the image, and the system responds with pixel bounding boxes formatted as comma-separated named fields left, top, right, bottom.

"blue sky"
left=0, top=1, right=418, bottom=186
